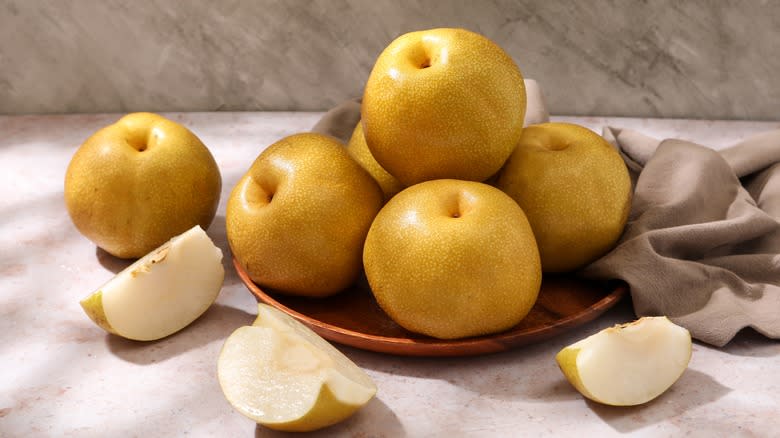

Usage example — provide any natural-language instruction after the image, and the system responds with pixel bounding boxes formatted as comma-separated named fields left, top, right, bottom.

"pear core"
left=217, top=304, right=377, bottom=432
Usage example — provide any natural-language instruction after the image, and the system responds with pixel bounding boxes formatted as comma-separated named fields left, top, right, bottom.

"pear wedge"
left=556, top=316, right=692, bottom=406
left=80, top=225, right=224, bottom=341
left=217, top=304, right=377, bottom=432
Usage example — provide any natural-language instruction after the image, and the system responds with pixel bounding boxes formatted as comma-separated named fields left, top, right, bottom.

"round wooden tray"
left=233, top=257, right=627, bottom=357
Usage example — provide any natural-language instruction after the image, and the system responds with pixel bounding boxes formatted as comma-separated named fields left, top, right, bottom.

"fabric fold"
left=585, top=130, right=780, bottom=346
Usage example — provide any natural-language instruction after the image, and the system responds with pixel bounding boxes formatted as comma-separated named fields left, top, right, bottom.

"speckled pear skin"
left=227, top=133, right=384, bottom=297
left=362, top=28, right=526, bottom=186
left=346, top=122, right=405, bottom=202
left=64, top=112, right=222, bottom=259
left=363, top=179, right=541, bottom=340
left=496, top=122, right=632, bottom=272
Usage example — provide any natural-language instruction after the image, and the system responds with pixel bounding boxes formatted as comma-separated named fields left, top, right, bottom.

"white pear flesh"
left=217, top=304, right=377, bottom=432
left=80, top=225, right=224, bottom=341
left=556, top=316, right=692, bottom=406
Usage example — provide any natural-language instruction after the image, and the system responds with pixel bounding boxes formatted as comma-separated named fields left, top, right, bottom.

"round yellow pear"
left=362, top=28, right=526, bottom=186
left=363, top=179, right=541, bottom=339
left=65, top=112, right=222, bottom=259
left=346, top=122, right=404, bottom=201
left=496, top=122, right=632, bottom=272
left=227, top=133, right=383, bottom=297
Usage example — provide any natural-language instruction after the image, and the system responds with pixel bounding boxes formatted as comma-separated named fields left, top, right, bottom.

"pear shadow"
left=106, top=303, right=254, bottom=365
left=340, top=340, right=581, bottom=403
left=349, top=300, right=636, bottom=404
left=442, top=339, right=584, bottom=403
left=95, top=246, right=134, bottom=274
left=92, top=214, right=240, bottom=287
left=719, top=327, right=780, bottom=358
left=254, top=397, right=405, bottom=438
left=208, top=214, right=241, bottom=288
left=586, top=369, right=731, bottom=433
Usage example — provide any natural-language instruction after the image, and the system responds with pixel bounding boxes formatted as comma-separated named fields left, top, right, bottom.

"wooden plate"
left=234, top=257, right=627, bottom=357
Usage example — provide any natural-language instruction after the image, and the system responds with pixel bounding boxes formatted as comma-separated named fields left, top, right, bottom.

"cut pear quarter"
left=80, top=225, right=224, bottom=341
left=556, top=316, right=692, bottom=406
left=217, top=304, right=377, bottom=432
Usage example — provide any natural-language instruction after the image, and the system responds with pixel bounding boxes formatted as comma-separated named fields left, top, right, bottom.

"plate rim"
left=232, top=256, right=628, bottom=356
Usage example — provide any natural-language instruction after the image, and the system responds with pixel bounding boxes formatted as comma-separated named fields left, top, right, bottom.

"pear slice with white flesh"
left=556, top=316, right=692, bottom=406
left=217, top=304, right=377, bottom=432
left=80, top=225, right=224, bottom=341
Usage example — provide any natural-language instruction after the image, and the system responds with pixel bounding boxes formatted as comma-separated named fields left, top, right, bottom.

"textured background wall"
left=1, top=0, right=778, bottom=119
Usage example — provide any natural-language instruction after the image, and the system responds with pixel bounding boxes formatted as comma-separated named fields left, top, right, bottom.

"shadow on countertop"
left=254, top=396, right=405, bottom=438
left=719, top=327, right=780, bottom=358
left=105, top=303, right=254, bottom=365
left=208, top=214, right=242, bottom=289
left=586, top=368, right=731, bottom=433
left=95, top=214, right=243, bottom=288
left=349, top=298, right=636, bottom=404
left=95, top=246, right=132, bottom=273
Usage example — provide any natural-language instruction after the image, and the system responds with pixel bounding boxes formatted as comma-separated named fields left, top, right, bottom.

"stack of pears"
left=227, top=28, right=633, bottom=341
left=62, top=29, right=679, bottom=430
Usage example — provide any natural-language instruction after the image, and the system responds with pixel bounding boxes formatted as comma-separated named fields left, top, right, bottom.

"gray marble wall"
left=1, top=0, right=778, bottom=119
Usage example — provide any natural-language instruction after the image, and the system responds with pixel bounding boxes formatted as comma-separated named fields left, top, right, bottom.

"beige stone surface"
left=1, top=1, right=778, bottom=119
left=0, top=112, right=779, bottom=436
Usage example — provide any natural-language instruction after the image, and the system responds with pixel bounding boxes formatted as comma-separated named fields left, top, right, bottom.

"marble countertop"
left=1, top=112, right=778, bottom=437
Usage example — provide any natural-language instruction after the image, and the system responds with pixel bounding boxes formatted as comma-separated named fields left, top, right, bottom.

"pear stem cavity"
left=245, top=178, right=275, bottom=207
left=127, top=137, right=148, bottom=152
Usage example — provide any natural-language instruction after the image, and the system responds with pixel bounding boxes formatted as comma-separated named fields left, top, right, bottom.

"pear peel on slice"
left=217, top=304, right=377, bottom=432
left=80, top=225, right=224, bottom=341
left=556, top=316, right=692, bottom=406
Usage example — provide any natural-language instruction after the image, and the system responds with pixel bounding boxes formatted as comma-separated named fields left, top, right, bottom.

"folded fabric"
left=585, top=127, right=780, bottom=346
left=311, top=80, right=780, bottom=347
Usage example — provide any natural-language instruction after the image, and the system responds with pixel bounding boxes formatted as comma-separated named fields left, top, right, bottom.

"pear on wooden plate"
left=217, top=304, right=377, bottom=432
left=556, top=316, right=692, bottom=406
left=80, top=225, right=224, bottom=341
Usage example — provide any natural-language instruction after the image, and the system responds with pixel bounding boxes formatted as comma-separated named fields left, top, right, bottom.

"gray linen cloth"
left=585, top=127, right=780, bottom=346
left=312, top=79, right=780, bottom=347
